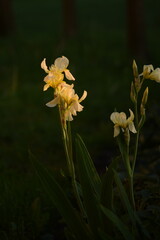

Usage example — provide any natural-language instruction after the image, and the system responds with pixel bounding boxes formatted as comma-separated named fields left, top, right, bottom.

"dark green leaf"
left=101, top=205, right=135, bottom=240
left=114, top=170, right=151, bottom=239
left=76, top=134, right=101, bottom=197
left=76, top=135, right=102, bottom=236
left=100, top=156, right=119, bottom=210
left=30, top=152, right=93, bottom=240
left=98, top=228, right=113, bottom=240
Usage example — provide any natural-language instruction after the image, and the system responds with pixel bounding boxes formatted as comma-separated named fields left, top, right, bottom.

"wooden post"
left=0, top=0, right=15, bottom=36
left=62, top=0, right=77, bottom=38
left=126, top=0, right=148, bottom=61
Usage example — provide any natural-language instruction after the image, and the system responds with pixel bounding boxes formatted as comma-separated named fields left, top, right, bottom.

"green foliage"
left=100, top=206, right=135, bottom=240
left=30, top=151, right=93, bottom=240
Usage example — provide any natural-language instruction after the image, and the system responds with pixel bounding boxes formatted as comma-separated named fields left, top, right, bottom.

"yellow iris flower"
left=41, top=56, right=75, bottom=91
left=46, top=84, right=87, bottom=121
left=110, top=109, right=137, bottom=137
left=141, top=65, right=160, bottom=83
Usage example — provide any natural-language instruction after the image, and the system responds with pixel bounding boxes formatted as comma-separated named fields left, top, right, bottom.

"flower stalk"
left=41, top=56, right=87, bottom=217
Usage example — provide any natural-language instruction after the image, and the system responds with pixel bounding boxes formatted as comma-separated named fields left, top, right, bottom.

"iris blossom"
left=46, top=84, right=87, bottom=121
left=110, top=109, right=137, bottom=137
left=141, top=65, right=160, bottom=83
left=41, top=56, right=75, bottom=91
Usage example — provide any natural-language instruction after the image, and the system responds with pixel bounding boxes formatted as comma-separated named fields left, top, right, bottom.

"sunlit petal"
left=110, top=112, right=119, bottom=124
left=149, top=68, right=160, bottom=83
left=54, top=56, right=69, bottom=71
left=41, top=58, right=49, bottom=73
left=64, top=69, right=75, bottom=80
left=43, top=83, right=50, bottom=91
left=141, top=64, right=154, bottom=78
left=128, top=109, right=134, bottom=122
left=79, top=90, right=87, bottom=103
left=128, top=122, right=137, bottom=133
left=46, top=97, right=59, bottom=107
left=114, top=125, right=120, bottom=137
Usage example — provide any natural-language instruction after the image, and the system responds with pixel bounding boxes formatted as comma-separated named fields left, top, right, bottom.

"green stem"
left=130, top=91, right=141, bottom=209
left=125, top=146, right=135, bottom=209
left=65, top=127, right=86, bottom=218
left=134, top=100, right=139, bottom=128
left=117, top=138, right=135, bottom=209
left=58, top=106, right=86, bottom=217
left=132, top=130, right=139, bottom=173
left=132, top=99, right=140, bottom=173
left=128, top=173, right=135, bottom=209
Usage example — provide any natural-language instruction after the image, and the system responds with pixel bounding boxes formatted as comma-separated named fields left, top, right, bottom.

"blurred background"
left=1, top=0, right=160, bottom=171
left=0, top=0, right=160, bottom=172
left=1, top=0, right=160, bottom=239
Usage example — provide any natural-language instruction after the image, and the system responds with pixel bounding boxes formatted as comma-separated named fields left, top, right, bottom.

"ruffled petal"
left=65, top=110, right=73, bottom=121
left=54, top=56, right=69, bottom=71
left=75, top=102, right=83, bottom=112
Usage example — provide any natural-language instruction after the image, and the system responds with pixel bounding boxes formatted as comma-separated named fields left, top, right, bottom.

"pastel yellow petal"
left=79, top=90, right=87, bottom=103
left=43, top=83, right=50, bottom=91
left=143, top=64, right=154, bottom=72
left=149, top=68, right=160, bottom=82
left=142, top=64, right=154, bottom=78
left=75, top=101, right=83, bottom=112
left=128, top=122, right=137, bottom=133
left=70, top=104, right=78, bottom=115
left=41, top=58, right=49, bottom=73
left=128, top=109, right=134, bottom=122
left=119, top=112, right=127, bottom=125
left=65, top=110, right=73, bottom=121
left=110, top=112, right=119, bottom=124
left=114, top=125, right=120, bottom=137
left=54, top=56, right=69, bottom=71
left=46, top=97, right=59, bottom=107
left=64, top=69, right=75, bottom=80
left=119, top=112, right=127, bottom=121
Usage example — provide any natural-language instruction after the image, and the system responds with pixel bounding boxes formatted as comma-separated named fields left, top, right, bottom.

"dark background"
left=1, top=0, right=160, bottom=171
left=1, top=1, right=160, bottom=239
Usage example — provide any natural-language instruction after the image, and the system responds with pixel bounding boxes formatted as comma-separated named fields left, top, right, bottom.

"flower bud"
left=132, top=60, right=139, bottom=78
left=140, top=87, right=149, bottom=116
left=138, top=114, right=146, bottom=129
left=142, top=87, right=149, bottom=106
